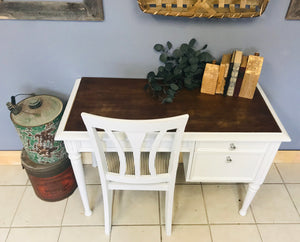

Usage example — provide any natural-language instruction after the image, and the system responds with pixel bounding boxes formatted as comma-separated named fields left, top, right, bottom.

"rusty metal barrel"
left=7, top=94, right=77, bottom=201
left=21, top=149, right=77, bottom=202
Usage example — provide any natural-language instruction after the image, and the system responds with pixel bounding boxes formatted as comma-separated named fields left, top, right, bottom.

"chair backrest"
left=81, top=112, right=188, bottom=185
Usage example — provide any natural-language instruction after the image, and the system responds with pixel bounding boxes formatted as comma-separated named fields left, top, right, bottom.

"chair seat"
left=105, top=152, right=170, bottom=175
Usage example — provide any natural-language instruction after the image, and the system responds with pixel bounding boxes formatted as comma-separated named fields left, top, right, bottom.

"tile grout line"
left=200, top=184, right=213, bottom=242
left=274, top=163, right=300, bottom=218
left=7, top=222, right=300, bottom=229
left=241, top=183, right=263, bottom=241
left=283, top=183, right=300, bottom=219
left=250, top=207, right=264, bottom=242
left=6, top=185, right=28, bottom=242
left=57, top=196, right=70, bottom=242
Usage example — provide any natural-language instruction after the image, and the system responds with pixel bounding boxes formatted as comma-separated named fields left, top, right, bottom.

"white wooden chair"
left=81, top=112, right=189, bottom=235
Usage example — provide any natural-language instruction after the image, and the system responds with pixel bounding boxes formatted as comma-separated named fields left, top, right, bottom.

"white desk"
left=55, top=77, right=290, bottom=216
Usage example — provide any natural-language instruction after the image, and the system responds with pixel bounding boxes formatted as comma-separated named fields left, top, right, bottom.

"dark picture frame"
left=286, top=0, right=300, bottom=20
left=0, top=0, right=104, bottom=21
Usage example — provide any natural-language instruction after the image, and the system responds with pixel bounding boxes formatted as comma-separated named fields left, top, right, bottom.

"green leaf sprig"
left=145, top=39, right=214, bottom=103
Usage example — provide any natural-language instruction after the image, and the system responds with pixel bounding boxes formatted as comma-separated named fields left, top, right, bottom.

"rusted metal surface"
left=11, top=95, right=67, bottom=164
left=22, top=149, right=77, bottom=202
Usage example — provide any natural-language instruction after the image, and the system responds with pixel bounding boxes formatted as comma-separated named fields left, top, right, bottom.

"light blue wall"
left=0, top=0, right=299, bottom=150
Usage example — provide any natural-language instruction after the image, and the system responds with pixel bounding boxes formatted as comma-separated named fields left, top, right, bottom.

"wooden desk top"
left=65, top=77, right=281, bottom=133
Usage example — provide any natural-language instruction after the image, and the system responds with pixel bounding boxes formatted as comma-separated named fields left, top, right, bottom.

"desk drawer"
left=196, top=141, right=267, bottom=153
left=189, top=151, right=264, bottom=182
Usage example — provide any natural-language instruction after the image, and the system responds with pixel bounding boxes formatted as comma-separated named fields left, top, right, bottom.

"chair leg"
left=165, top=188, right=175, bottom=236
left=102, top=188, right=113, bottom=235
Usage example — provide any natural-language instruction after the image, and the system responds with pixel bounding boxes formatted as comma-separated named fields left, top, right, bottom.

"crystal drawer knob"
left=229, top=143, right=236, bottom=150
left=226, top=156, right=232, bottom=163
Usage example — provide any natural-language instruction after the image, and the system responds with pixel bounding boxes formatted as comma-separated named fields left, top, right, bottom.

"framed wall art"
left=286, top=0, right=300, bottom=20
left=0, top=0, right=104, bottom=21
left=138, top=0, right=270, bottom=18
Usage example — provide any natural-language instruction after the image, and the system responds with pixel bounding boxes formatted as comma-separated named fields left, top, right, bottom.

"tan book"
left=215, top=54, right=231, bottom=94
left=201, top=61, right=220, bottom=95
left=227, top=50, right=243, bottom=96
left=239, top=53, right=264, bottom=99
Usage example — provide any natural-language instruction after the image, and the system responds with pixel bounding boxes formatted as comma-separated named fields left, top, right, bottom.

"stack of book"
left=201, top=50, right=264, bottom=99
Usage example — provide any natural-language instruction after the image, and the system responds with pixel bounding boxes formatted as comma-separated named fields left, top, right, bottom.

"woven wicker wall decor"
left=138, top=0, right=269, bottom=18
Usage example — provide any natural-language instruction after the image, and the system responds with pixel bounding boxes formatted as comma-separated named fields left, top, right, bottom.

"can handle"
left=6, top=93, right=35, bottom=115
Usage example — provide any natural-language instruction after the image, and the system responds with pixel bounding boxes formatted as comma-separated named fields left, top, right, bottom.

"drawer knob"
left=226, top=156, right=232, bottom=163
left=229, top=143, right=236, bottom=150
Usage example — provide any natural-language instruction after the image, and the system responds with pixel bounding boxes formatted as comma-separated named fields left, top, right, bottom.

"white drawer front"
left=196, top=141, right=267, bottom=153
left=189, top=152, right=264, bottom=182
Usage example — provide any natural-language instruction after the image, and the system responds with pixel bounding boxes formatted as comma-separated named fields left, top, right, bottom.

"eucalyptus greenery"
left=145, top=38, right=214, bottom=103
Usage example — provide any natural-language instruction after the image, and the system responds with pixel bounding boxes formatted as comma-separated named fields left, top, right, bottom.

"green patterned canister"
left=10, top=95, right=68, bottom=164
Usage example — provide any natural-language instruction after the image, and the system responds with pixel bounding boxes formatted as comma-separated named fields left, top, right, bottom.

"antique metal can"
left=21, top=149, right=77, bottom=202
left=10, top=95, right=68, bottom=164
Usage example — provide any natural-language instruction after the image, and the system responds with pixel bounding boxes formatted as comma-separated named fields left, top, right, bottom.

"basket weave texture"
left=138, top=0, right=269, bottom=18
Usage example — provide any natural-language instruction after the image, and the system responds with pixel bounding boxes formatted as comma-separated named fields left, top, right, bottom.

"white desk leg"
left=239, top=142, right=281, bottom=216
left=239, top=183, right=260, bottom=216
left=64, top=141, right=92, bottom=216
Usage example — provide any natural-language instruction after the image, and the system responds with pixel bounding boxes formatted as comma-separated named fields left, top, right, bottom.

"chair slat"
left=126, top=132, right=146, bottom=176
left=105, top=129, right=127, bottom=175
left=149, top=130, right=167, bottom=176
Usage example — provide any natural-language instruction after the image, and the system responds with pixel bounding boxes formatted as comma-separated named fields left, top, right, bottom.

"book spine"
left=226, top=50, right=242, bottom=96
left=226, top=64, right=239, bottom=96
left=233, top=66, right=246, bottom=97
left=223, top=63, right=233, bottom=96
left=216, top=54, right=231, bottom=94
left=233, top=55, right=248, bottom=97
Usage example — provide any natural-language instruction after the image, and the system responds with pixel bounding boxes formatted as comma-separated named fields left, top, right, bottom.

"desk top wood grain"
left=65, top=77, right=281, bottom=133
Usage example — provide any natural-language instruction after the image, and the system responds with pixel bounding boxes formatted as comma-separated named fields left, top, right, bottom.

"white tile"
left=12, top=186, right=66, bottom=227
left=111, top=226, right=160, bottom=242
left=258, top=224, right=300, bottom=242
left=63, top=185, right=104, bottom=225
left=0, top=186, right=26, bottom=227
left=84, top=165, right=101, bottom=184
left=264, top=164, right=283, bottom=183
left=59, top=226, right=109, bottom=242
left=161, top=225, right=211, bottom=242
left=0, top=229, right=9, bottom=242
left=276, top=163, right=300, bottom=183
left=286, top=184, right=300, bottom=214
left=161, top=185, right=207, bottom=224
left=0, top=165, right=28, bottom=185
left=6, top=227, right=60, bottom=242
left=113, top=190, right=159, bottom=225
left=251, top=184, right=300, bottom=223
left=211, top=225, right=261, bottom=242
left=203, top=184, right=255, bottom=223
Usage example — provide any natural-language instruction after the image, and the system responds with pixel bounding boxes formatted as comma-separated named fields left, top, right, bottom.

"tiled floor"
left=1, top=163, right=300, bottom=242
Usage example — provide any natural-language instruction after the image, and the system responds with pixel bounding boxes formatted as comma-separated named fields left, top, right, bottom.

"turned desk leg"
left=65, top=141, right=92, bottom=216
left=239, top=183, right=260, bottom=216
left=240, top=143, right=280, bottom=216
